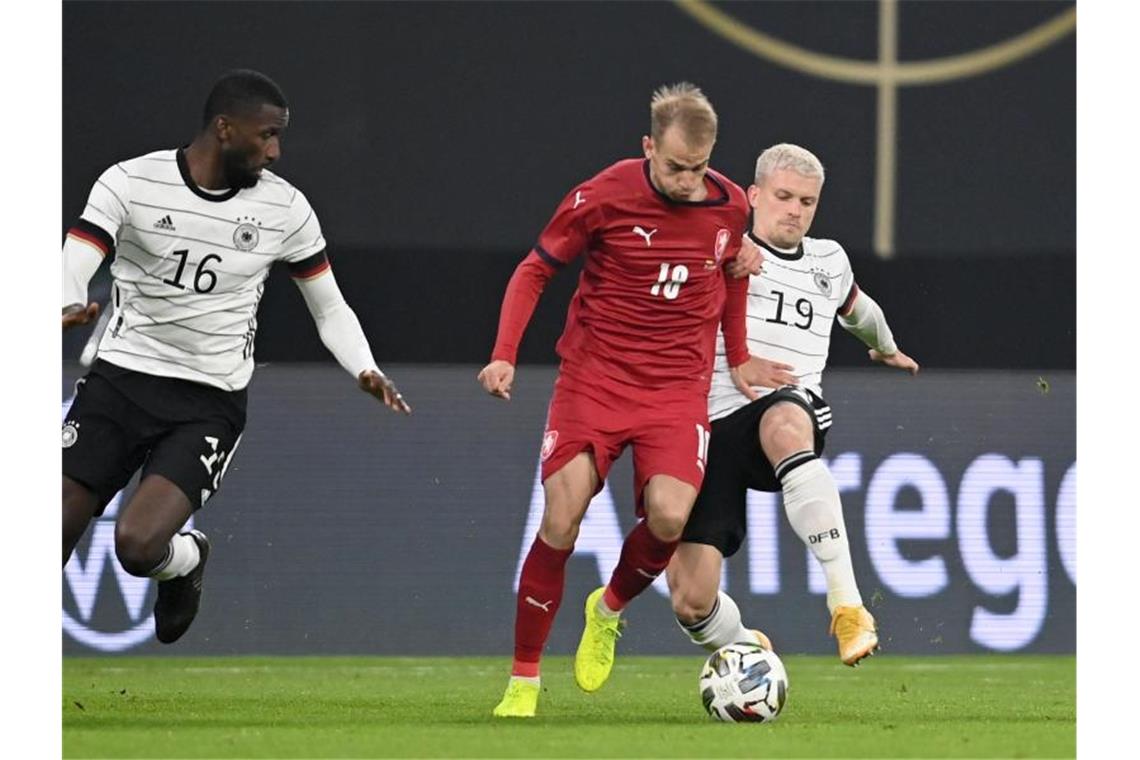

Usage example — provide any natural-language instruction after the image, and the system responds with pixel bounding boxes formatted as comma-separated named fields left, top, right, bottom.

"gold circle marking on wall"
left=675, top=1, right=1075, bottom=258
left=675, top=0, right=1075, bottom=86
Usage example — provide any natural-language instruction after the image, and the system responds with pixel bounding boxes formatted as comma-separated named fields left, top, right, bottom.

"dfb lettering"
left=806, top=453, right=863, bottom=594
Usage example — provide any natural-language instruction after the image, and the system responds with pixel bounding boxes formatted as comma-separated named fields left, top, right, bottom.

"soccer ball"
left=698, top=642, right=789, bottom=722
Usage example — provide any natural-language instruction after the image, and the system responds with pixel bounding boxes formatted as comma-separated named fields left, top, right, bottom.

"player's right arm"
left=62, top=165, right=128, bottom=330
left=478, top=181, right=599, bottom=400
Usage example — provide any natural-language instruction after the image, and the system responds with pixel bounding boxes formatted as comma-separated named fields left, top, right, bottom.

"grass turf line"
left=64, top=655, right=1074, bottom=758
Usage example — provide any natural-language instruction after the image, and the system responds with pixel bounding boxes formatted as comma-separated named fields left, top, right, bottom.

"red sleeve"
left=721, top=272, right=750, bottom=367
left=534, top=182, right=600, bottom=265
left=490, top=179, right=604, bottom=363
left=490, top=251, right=559, bottom=364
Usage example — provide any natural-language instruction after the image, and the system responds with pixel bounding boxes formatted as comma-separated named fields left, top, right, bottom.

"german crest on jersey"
left=812, top=267, right=832, bottom=296
left=62, top=420, right=80, bottom=448
left=714, top=228, right=731, bottom=264
left=233, top=218, right=260, bottom=251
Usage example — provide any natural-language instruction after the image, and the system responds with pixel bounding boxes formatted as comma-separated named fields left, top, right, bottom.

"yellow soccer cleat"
left=829, top=605, right=880, bottom=666
left=491, top=677, right=539, bottom=718
left=574, top=586, right=623, bottom=692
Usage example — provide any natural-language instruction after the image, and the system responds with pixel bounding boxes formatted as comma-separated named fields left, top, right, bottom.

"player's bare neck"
left=183, top=140, right=227, bottom=191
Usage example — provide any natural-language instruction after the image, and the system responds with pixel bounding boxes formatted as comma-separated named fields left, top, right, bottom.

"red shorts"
left=540, top=372, right=711, bottom=514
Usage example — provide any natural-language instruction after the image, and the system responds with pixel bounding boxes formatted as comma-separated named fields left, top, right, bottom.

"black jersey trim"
left=746, top=230, right=804, bottom=261
left=534, top=245, right=565, bottom=268
left=176, top=148, right=240, bottom=203
left=288, top=250, right=330, bottom=279
left=69, top=219, right=116, bottom=255
left=641, top=159, right=729, bottom=207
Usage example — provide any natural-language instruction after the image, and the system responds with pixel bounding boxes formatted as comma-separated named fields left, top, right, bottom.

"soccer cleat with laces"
left=574, top=586, right=623, bottom=692
left=829, top=605, right=879, bottom=666
left=154, top=530, right=210, bottom=644
left=492, top=677, right=539, bottom=718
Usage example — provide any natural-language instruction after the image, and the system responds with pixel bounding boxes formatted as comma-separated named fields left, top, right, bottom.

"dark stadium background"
left=61, top=1, right=1075, bottom=657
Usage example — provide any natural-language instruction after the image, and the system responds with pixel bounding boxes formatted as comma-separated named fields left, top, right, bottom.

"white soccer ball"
left=698, top=642, right=789, bottom=722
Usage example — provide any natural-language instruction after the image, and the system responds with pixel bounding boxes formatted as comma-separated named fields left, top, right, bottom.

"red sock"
left=603, top=520, right=679, bottom=611
left=512, top=535, right=573, bottom=677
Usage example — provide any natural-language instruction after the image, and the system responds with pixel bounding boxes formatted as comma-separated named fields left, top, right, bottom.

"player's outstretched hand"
left=62, top=302, right=100, bottom=331
left=726, top=235, right=765, bottom=279
left=730, top=356, right=797, bottom=400
left=869, top=348, right=919, bottom=375
left=478, top=360, right=515, bottom=401
left=358, top=369, right=412, bottom=414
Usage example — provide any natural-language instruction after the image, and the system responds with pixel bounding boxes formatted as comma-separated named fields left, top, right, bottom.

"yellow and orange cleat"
left=829, top=605, right=879, bottom=666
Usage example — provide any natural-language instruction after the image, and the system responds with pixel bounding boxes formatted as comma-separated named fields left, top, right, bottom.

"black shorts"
left=681, top=386, right=832, bottom=558
left=62, top=360, right=247, bottom=514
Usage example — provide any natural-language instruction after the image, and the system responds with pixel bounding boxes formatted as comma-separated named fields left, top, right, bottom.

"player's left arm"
left=837, top=284, right=919, bottom=375
left=290, top=252, right=412, bottom=414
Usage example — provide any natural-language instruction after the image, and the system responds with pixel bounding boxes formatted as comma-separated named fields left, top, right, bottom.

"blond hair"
left=754, top=143, right=825, bottom=185
left=650, top=82, right=718, bottom=145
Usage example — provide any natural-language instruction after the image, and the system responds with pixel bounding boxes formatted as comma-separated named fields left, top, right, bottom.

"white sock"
left=149, top=533, right=200, bottom=581
left=779, top=456, right=863, bottom=613
left=509, top=675, right=540, bottom=686
left=676, top=591, right=754, bottom=651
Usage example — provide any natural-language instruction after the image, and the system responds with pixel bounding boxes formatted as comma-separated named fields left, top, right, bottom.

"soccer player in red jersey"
left=480, top=83, right=784, bottom=717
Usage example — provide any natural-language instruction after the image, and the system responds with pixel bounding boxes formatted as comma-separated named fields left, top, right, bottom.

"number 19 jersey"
left=69, top=149, right=326, bottom=391
left=707, top=233, right=857, bottom=421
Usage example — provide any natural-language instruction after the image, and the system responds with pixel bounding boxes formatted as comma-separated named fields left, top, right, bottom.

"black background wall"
left=62, top=1, right=1076, bottom=370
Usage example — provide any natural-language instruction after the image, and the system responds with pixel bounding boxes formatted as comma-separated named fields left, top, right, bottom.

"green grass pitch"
left=64, top=655, right=1074, bottom=758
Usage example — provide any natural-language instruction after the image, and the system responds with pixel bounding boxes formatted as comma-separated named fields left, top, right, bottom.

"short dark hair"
left=202, top=69, right=288, bottom=128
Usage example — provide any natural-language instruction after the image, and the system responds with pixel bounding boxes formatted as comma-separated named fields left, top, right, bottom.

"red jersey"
left=492, top=158, right=750, bottom=395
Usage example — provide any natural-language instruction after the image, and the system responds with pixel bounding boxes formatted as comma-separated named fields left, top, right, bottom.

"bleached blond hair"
left=650, top=82, right=718, bottom=145
left=754, top=143, right=825, bottom=185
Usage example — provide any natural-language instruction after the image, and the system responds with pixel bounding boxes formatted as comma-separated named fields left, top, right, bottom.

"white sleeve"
left=292, top=268, right=380, bottom=378
left=838, top=288, right=898, bottom=355
left=63, top=165, right=128, bottom=308
left=62, top=235, right=105, bottom=308
left=81, top=164, right=130, bottom=238
left=280, top=187, right=327, bottom=263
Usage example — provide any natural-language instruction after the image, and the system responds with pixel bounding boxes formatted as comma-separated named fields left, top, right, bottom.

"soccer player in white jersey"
left=61, top=70, right=411, bottom=644
left=666, top=143, right=919, bottom=666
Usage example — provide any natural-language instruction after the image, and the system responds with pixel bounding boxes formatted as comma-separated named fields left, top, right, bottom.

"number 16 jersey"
left=67, top=148, right=326, bottom=391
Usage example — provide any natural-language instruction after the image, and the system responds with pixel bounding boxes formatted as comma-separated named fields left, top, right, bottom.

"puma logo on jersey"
left=572, top=191, right=587, bottom=209
left=633, top=226, right=658, bottom=246
left=525, top=596, right=554, bottom=612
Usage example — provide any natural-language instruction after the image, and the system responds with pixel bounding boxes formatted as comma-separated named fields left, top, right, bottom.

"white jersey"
left=77, top=149, right=325, bottom=391
left=708, top=234, right=856, bottom=421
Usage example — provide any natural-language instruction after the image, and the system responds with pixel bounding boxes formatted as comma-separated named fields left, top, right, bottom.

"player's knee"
left=645, top=506, right=689, bottom=542
left=760, top=407, right=813, bottom=463
left=538, top=508, right=582, bottom=549
left=114, top=524, right=168, bottom=577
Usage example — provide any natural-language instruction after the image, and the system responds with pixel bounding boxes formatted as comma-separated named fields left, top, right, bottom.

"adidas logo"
left=153, top=215, right=176, bottom=231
